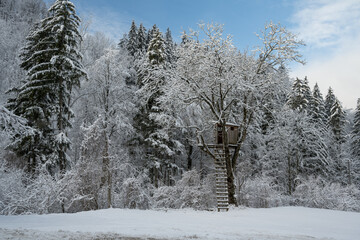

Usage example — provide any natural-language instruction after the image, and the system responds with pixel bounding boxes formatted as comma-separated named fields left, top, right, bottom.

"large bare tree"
left=165, top=22, right=305, bottom=205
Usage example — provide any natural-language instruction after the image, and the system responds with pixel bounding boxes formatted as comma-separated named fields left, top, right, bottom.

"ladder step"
left=218, top=204, right=229, bottom=207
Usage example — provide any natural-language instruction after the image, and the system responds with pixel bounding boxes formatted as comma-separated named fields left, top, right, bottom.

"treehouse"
left=197, top=122, right=239, bottom=149
left=215, top=122, right=239, bottom=146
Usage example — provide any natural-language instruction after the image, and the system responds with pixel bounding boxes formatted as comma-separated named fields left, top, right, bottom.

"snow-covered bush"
left=152, top=170, right=215, bottom=210
left=293, top=177, right=360, bottom=212
left=237, top=176, right=284, bottom=208
left=0, top=162, right=66, bottom=215
left=0, top=162, right=26, bottom=215
left=118, top=174, right=152, bottom=210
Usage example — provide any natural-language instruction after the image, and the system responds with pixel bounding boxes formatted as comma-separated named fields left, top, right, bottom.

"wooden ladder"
left=214, top=149, right=229, bottom=212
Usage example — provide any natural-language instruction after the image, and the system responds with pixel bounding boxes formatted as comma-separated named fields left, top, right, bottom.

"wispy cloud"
left=75, top=2, right=133, bottom=42
left=292, top=0, right=360, bottom=48
left=290, top=0, right=360, bottom=109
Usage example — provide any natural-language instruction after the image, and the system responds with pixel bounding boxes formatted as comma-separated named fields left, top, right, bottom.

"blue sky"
left=61, top=0, right=296, bottom=49
left=45, top=0, right=360, bottom=109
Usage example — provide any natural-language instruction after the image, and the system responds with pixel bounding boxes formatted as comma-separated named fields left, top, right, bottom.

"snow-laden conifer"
left=135, top=26, right=181, bottom=187
left=127, top=20, right=138, bottom=56
left=310, top=83, right=327, bottom=125
left=325, top=87, right=336, bottom=120
left=7, top=0, right=86, bottom=175
left=287, top=77, right=311, bottom=112
left=329, top=98, right=346, bottom=143
left=352, top=99, right=360, bottom=158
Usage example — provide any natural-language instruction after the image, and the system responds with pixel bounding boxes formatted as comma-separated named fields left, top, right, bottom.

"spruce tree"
left=352, top=99, right=360, bottom=158
left=310, top=83, right=327, bottom=125
left=127, top=20, right=138, bottom=56
left=325, top=87, right=336, bottom=119
left=6, top=22, right=54, bottom=174
left=137, top=23, right=147, bottom=53
left=7, top=0, right=86, bottom=174
left=118, top=33, right=128, bottom=50
left=288, top=77, right=309, bottom=111
left=164, top=28, right=175, bottom=64
left=329, top=98, right=346, bottom=143
left=135, top=26, right=176, bottom=187
left=146, top=24, right=158, bottom=46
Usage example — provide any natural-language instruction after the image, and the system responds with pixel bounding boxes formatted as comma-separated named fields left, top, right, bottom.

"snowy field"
left=0, top=207, right=359, bottom=240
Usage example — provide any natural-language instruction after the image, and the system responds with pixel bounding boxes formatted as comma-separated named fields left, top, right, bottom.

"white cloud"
left=292, top=0, right=360, bottom=48
left=290, top=0, right=360, bottom=109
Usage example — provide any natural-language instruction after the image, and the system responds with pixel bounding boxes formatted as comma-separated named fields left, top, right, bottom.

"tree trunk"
left=348, top=159, right=352, bottom=185
left=58, top=84, right=66, bottom=174
left=187, top=141, right=193, bottom=170
left=221, top=122, right=238, bottom=206
left=154, top=166, right=159, bottom=188
left=287, top=154, right=292, bottom=195
left=102, top=132, right=111, bottom=208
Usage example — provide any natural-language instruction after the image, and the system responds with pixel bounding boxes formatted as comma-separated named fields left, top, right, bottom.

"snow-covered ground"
left=0, top=207, right=359, bottom=240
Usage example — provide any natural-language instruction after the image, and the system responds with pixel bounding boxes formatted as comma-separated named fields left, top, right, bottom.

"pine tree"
left=310, top=83, right=327, bottom=125
left=137, top=23, right=147, bottom=53
left=164, top=28, right=175, bottom=64
left=127, top=20, right=138, bottom=56
left=329, top=98, right=346, bottom=143
left=49, top=0, right=86, bottom=173
left=118, top=33, right=128, bottom=50
left=351, top=99, right=360, bottom=187
left=303, top=77, right=312, bottom=106
left=288, top=77, right=310, bottom=111
left=135, top=26, right=176, bottom=187
left=6, top=22, right=56, bottom=174
left=352, top=99, right=360, bottom=158
left=146, top=24, right=158, bottom=47
left=7, top=0, right=86, bottom=174
left=325, top=87, right=336, bottom=120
